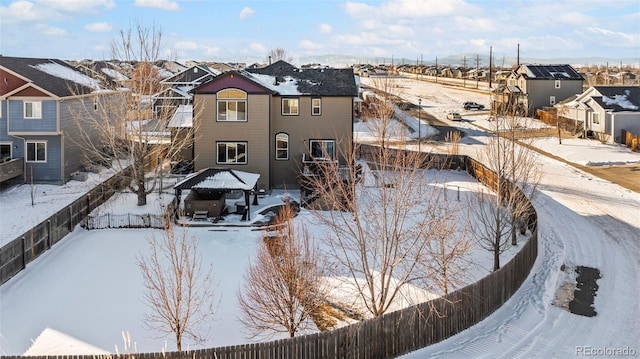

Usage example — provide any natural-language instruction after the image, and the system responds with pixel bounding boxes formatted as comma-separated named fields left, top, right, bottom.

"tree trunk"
left=493, top=240, right=500, bottom=271
left=511, top=212, right=517, bottom=245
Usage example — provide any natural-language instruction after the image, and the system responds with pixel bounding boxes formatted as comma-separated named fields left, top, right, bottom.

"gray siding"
left=524, top=79, right=583, bottom=115
left=7, top=99, right=58, bottom=133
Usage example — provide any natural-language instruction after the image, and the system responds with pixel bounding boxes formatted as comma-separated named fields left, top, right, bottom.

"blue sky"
left=1, top=0, right=639, bottom=65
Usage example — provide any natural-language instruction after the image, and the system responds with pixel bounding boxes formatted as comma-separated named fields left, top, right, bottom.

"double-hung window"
left=282, top=98, right=299, bottom=115
left=24, top=101, right=42, bottom=119
left=311, top=98, right=321, bottom=115
left=592, top=112, right=600, bottom=125
left=26, top=141, right=46, bottom=162
left=275, top=133, right=289, bottom=160
left=217, top=142, right=247, bottom=164
left=309, top=140, right=335, bottom=159
left=217, top=89, right=247, bottom=121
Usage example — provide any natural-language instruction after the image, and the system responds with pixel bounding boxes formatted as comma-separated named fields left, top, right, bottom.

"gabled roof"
left=246, top=60, right=358, bottom=96
left=161, top=65, right=217, bottom=84
left=517, top=64, right=583, bottom=80
left=0, top=56, right=106, bottom=97
left=591, top=86, right=640, bottom=112
left=174, top=168, right=260, bottom=191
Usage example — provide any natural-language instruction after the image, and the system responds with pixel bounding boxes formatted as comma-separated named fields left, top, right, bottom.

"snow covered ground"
left=1, top=76, right=639, bottom=357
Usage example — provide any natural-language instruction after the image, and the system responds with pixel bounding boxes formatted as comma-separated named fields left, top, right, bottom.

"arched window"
left=217, top=89, right=247, bottom=121
left=275, top=133, right=289, bottom=160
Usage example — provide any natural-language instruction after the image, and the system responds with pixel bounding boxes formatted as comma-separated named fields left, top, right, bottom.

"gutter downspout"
left=610, top=112, right=615, bottom=144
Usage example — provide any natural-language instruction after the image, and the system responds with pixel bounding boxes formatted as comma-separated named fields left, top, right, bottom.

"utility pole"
left=435, top=56, right=438, bottom=84
left=475, top=54, right=480, bottom=89
left=463, top=55, right=467, bottom=88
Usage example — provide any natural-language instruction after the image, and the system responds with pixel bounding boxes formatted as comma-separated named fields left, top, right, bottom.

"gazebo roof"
left=173, top=168, right=260, bottom=191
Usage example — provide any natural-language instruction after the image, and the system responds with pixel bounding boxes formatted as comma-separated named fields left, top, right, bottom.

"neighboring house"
left=555, top=86, right=640, bottom=143
left=191, top=60, right=357, bottom=190
left=152, top=64, right=219, bottom=115
left=0, top=56, right=120, bottom=184
left=501, top=64, right=584, bottom=116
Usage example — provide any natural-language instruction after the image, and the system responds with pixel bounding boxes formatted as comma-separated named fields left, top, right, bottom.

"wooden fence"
left=0, top=171, right=130, bottom=285
left=4, top=146, right=539, bottom=359
left=621, top=129, right=640, bottom=152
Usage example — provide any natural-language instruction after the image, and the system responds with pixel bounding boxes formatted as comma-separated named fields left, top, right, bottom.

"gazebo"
left=173, top=168, right=260, bottom=221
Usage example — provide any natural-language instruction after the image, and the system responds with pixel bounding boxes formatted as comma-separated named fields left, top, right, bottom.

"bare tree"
left=70, top=22, right=195, bottom=205
left=137, top=219, right=216, bottom=351
left=303, top=80, right=462, bottom=317
left=265, top=47, right=293, bottom=64
left=424, top=197, right=472, bottom=295
left=238, top=202, right=326, bottom=338
left=473, top=95, right=541, bottom=271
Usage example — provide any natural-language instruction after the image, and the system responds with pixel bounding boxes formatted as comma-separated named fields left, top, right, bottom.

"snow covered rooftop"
left=23, top=328, right=109, bottom=356
left=174, top=168, right=260, bottom=191
left=168, top=104, right=193, bottom=128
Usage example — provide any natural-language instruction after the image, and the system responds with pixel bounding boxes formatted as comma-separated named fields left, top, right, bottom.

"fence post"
left=21, top=236, right=26, bottom=269
left=47, top=220, right=51, bottom=249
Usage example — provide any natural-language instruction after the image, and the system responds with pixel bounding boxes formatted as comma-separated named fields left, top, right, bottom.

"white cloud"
left=299, top=40, right=323, bottom=50
left=35, top=23, right=67, bottom=36
left=0, top=0, right=56, bottom=24
left=93, top=44, right=108, bottom=51
left=85, top=22, right=112, bottom=32
left=133, top=0, right=180, bottom=11
left=38, top=0, right=116, bottom=14
left=249, top=42, right=267, bottom=54
left=239, top=6, right=255, bottom=20
left=318, top=23, right=333, bottom=34
left=173, top=41, right=221, bottom=57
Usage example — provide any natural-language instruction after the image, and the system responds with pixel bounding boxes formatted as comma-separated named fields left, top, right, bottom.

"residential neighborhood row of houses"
left=373, top=63, right=639, bottom=87
left=1, top=55, right=638, bottom=192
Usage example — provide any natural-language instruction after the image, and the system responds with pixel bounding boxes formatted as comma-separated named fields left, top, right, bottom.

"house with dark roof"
left=497, top=64, right=584, bottom=116
left=190, top=60, right=358, bottom=190
left=0, top=56, right=123, bottom=184
left=556, top=86, right=640, bottom=143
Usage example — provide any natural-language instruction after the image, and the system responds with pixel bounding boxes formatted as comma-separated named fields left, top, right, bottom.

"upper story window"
left=217, top=89, right=247, bottom=122
left=24, top=101, right=42, bottom=119
left=555, top=80, right=561, bottom=89
left=311, top=98, right=321, bottom=116
left=26, top=141, right=46, bottom=162
left=310, top=139, right=335, bottom=159
left=217, top=142, right=247, bottom=164
left=592, top=112, right=600, bottom=125
left=94, top=98, right=99, bottom=111
left=275, top=133, right=289, bottom=160
left=282, top=98, right=299, bottom=115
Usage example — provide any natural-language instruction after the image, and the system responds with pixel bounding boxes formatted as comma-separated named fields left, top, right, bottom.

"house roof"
left=161, top=65, right=218, bottom=84
left=0, top=56, right=106, bottom=97
left=174, top=168, right=260, bottom=191
left=245, top=60, right=358, bottom=96
left=168, top=104, right=193, bottom=128
left=518, top=64, right=584, bottom=80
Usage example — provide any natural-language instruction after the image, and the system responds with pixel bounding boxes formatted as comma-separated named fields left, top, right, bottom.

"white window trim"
left=93, top=98, right=99, bottom=111
left=555, top=80, right=561, bottom=89
left=26, top=140, right=47, bottom=163
left=24, top=101, right=43, bottom=119
left=549, top=96, right=556, bottom=105
left=592, top=112, right=600, bottom=125
left=282, top=98, right=299, bottom=116
left=216, top=142, right=247, bottom=164
left=311, top=98, right=322, bottom=116
left=217, top=99, right=247, bottom=122
left=275, top=133, right=289, bottom=160
left=309, top=139, right=335, bottom=159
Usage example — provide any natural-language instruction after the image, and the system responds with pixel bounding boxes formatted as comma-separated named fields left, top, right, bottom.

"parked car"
left=446, top=112, right=462, bottom=121
left=463, top=101, right=485, bottom=110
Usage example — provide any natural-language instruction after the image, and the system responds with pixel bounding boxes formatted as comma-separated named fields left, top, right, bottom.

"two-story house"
left=556, top=86, right=640, bottom=143
left=496, top=64, right=584, bottom=116
left=0, top=56, right=121, bottom=184
left=191, top=60, right=357, bottom=190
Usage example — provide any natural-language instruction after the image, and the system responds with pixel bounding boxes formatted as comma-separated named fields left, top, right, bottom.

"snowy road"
left=360, top=77, right=640, bottom=358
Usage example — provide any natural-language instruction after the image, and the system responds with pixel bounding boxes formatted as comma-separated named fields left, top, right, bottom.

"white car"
left=446, top=112, right=462, bottom=121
